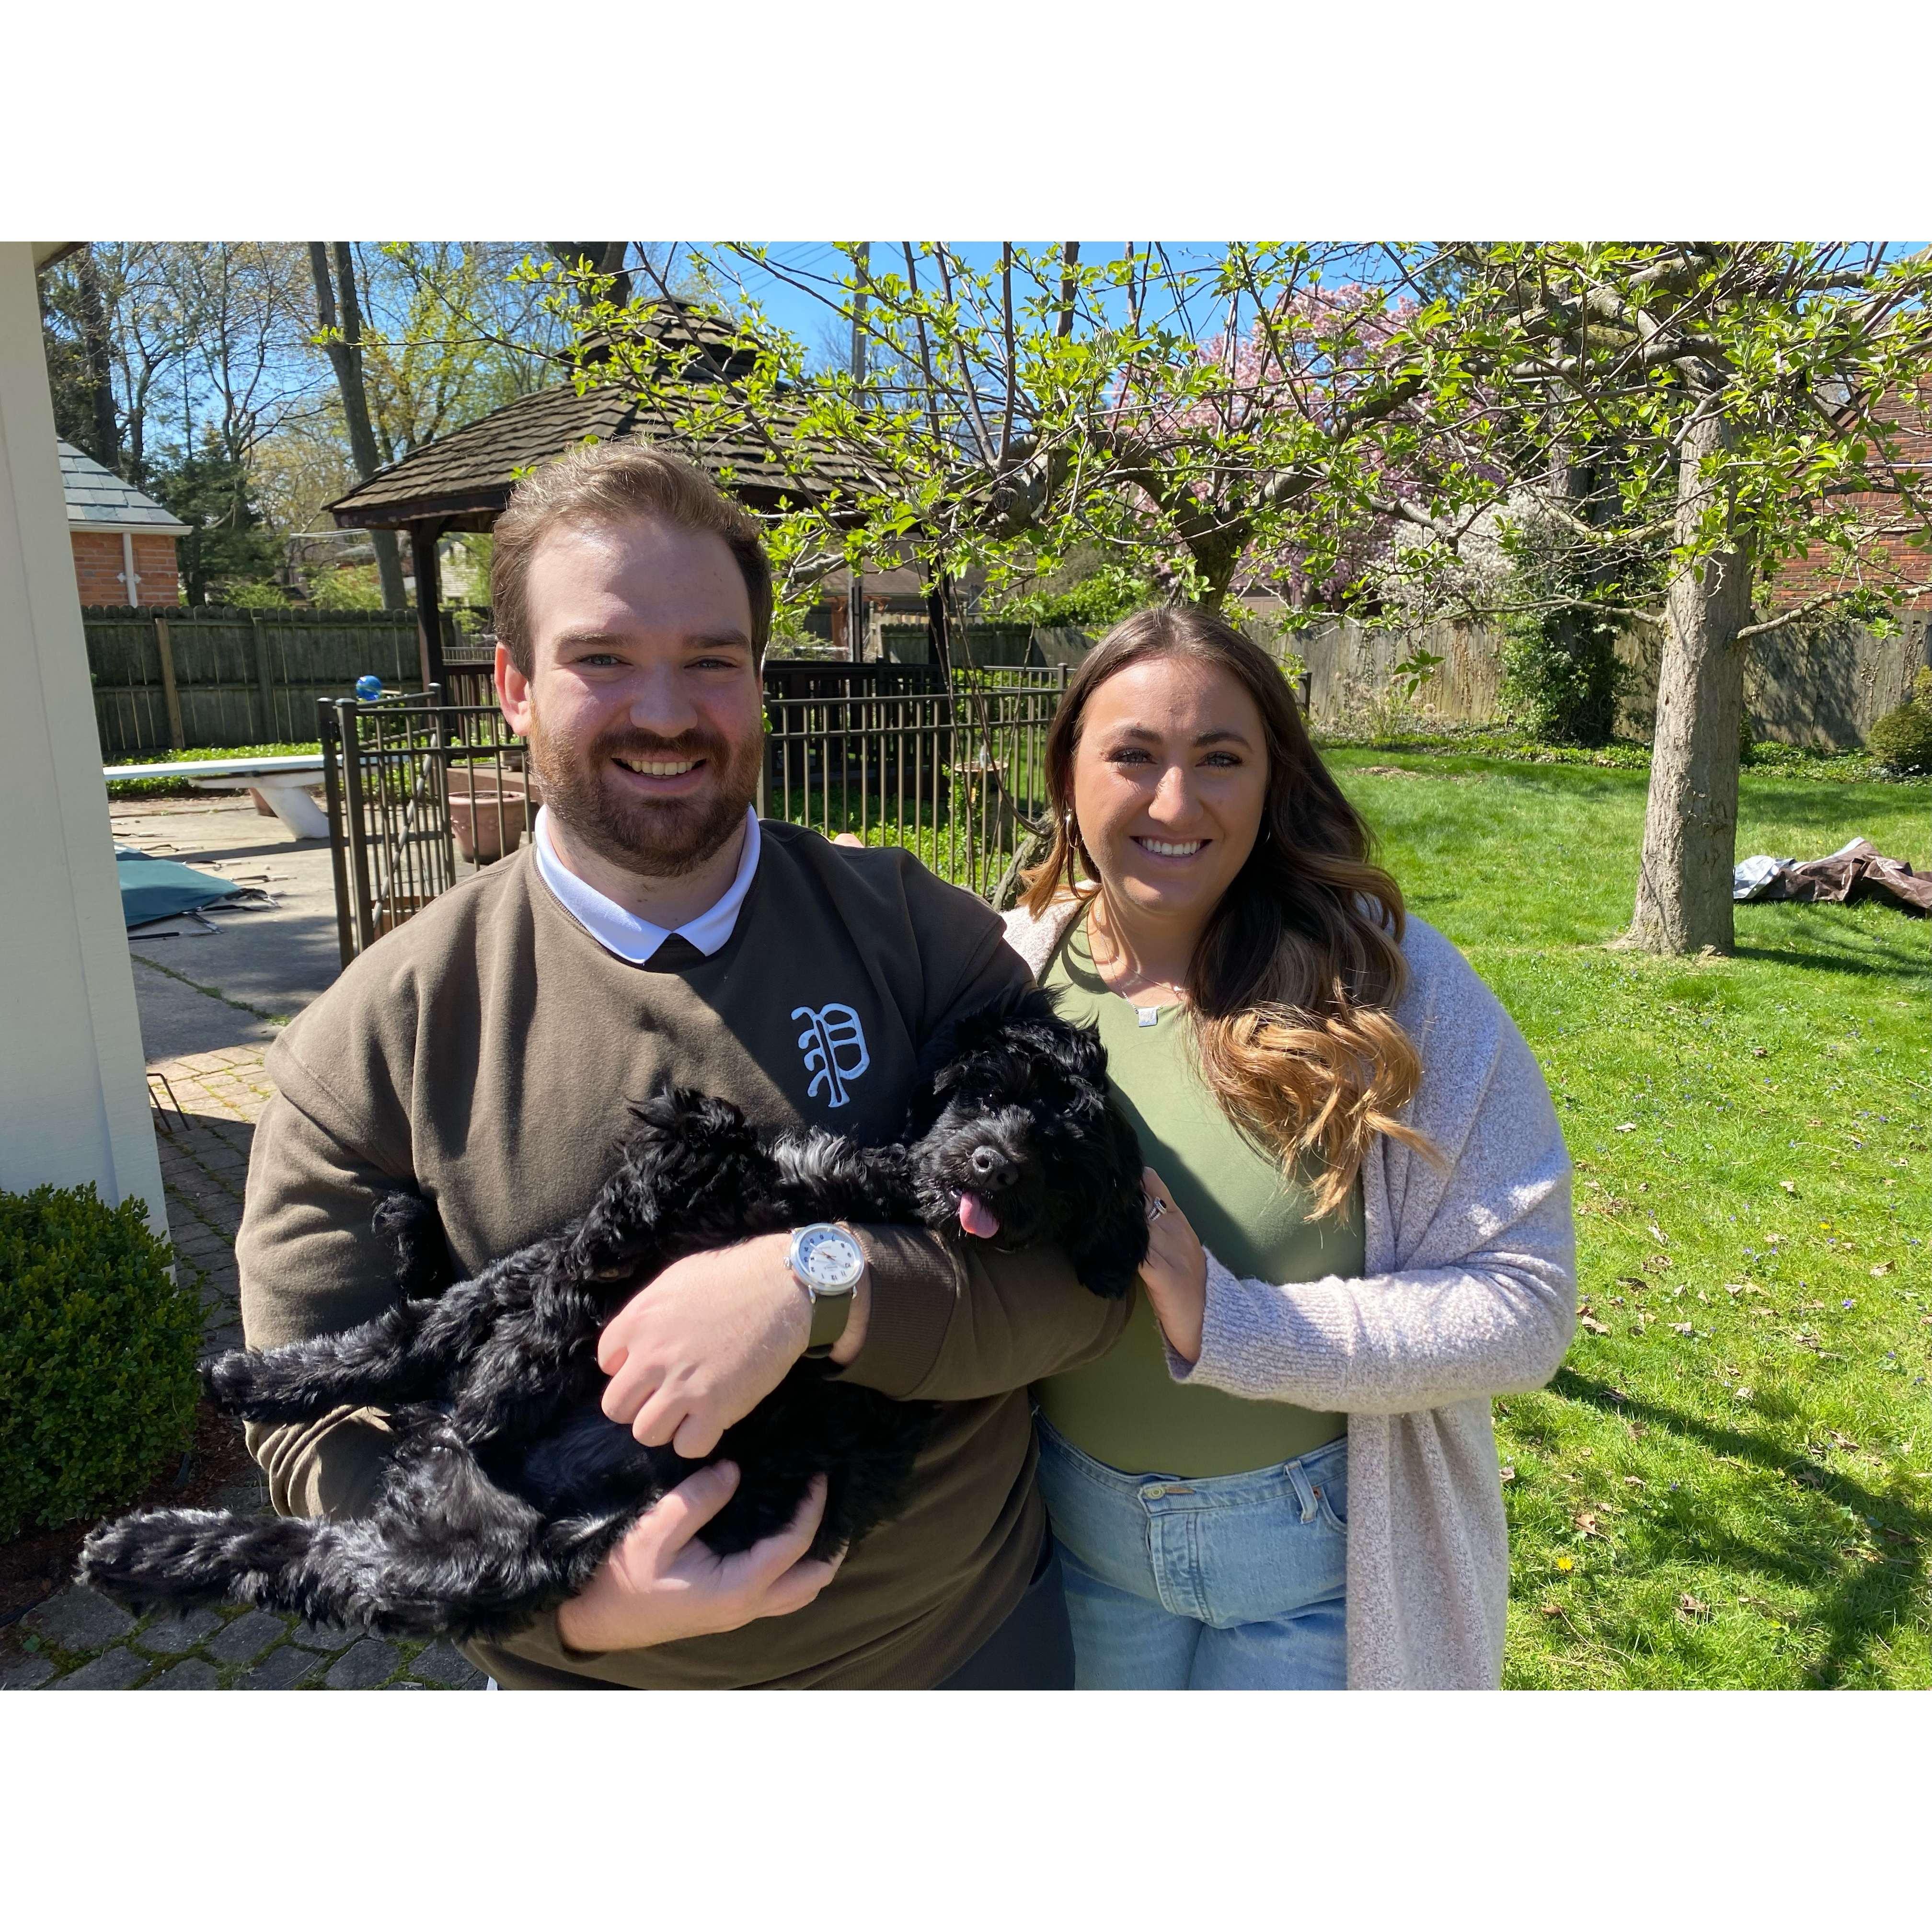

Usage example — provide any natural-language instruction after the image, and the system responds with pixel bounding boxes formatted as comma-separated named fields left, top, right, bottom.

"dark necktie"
left=643, top=932, right=706, bottom=972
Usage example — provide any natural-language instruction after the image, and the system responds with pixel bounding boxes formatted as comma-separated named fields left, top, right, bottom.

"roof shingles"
left=58, top=442, right=191, bottom=532
left=326, top=379, right=865, bottom=530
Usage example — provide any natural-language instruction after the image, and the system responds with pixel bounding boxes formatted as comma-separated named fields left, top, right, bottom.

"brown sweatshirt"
left=235, top=823, right=1128, bottom=1688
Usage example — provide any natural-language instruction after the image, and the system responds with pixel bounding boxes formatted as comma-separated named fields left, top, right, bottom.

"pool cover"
left=115, top=845, right=274, bottom=931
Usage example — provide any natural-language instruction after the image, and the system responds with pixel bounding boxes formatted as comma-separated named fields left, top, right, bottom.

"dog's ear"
left=916, top=985, right=1063, bottom=1084
left=1050, top=1014, right=1108, bottom=1085
left=372, top=1193, right=454, bottom=1299
left=908, top=986, right=1046, bottom=1133
left=571, top=1163, right=658, bottom=1282
left=910, top=987, right=1081, bottom=1135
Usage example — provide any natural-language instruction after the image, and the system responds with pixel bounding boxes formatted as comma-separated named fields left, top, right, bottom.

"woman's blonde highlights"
left=1023, top=606, right=1434, bottom=1218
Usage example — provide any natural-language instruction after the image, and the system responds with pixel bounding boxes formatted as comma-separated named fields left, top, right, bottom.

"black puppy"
left=79, top=993, right=1146, bottom=1645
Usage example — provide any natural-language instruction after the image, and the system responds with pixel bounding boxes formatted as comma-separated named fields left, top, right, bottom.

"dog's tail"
left=77, top=1507, right=320, bottom=1616
left=78, top=1507, right=424, bottom=1635
left=78, top=1498, right=584, bottom=1643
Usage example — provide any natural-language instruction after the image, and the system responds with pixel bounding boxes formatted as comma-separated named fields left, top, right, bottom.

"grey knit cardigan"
left=1002, top=900, right=1576, bottom=1689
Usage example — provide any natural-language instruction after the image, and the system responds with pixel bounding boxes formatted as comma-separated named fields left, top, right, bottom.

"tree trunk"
left=1194, top=540, right=1240, bottom=614
left=848, top=245, right=870, bottom=663
left=1627, top=407, right=1754, bottom=954
left=548, top=244, right=631, bottom=309
left=76, top=247, right=121, bottom=472
left=925, top=571, right=954, bottom=678
left=310, top=243, right=407, bottom=610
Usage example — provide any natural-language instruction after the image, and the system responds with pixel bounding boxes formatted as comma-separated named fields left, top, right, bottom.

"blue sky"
left=688, top=242, right=1143, bottom=361
left=689, top=242, right=1424, bottom=365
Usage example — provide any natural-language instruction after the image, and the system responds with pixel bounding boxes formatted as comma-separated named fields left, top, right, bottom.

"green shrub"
left=1498, top=601, right=1625, bottom=746
left=1866, top=666, right=1932, bottom=775
left=215, top=577, right=295, bottom=610
left=309, top=563, right=385, bottom=610
left=0, top=1183, right=201, bottom=1540
left=994, top=564, right=1153, bottom=631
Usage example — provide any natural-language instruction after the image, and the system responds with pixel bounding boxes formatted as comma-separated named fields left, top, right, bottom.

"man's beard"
left=526, top=713, right=763, bottom=878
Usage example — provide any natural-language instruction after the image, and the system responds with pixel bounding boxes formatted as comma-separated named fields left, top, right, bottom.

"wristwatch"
left=788, top=1222, right=865, bottom=1359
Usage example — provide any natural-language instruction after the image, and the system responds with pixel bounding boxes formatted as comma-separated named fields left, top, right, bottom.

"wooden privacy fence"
left=322, top=669, right=1069, bottom=963
left=1292, top=609, right=1932, bottom=749
left=83, top=606, right=485, bottom=757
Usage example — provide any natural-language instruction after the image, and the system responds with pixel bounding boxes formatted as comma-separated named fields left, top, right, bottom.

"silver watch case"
left=788, top=1221, right=864, bottom=1300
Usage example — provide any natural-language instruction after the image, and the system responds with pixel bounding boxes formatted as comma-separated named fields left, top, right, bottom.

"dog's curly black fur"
left=78, top=991, right=1147, bottom=1645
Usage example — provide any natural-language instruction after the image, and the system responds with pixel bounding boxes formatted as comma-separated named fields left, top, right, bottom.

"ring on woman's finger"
left=1145, top=1195, right=1167, bottom=1223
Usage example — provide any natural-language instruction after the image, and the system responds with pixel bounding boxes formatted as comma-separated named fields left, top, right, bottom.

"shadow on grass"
left=1731, top=923, right=1930, bottom=982
left=1736, top=781, right=1932, bottom=837
left=1335, top=751, right=1646, bottom=802
left=1551, top=1368, right=1929, bottom=1688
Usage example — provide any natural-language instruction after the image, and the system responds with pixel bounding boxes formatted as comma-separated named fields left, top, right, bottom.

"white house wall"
left=0, top=242, right=163, bottom=1226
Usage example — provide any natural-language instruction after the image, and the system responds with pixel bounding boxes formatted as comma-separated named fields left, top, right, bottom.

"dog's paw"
left=201, top=1348, right=258, bottom=1411
left=76, top=1508, right=229, bottom=1606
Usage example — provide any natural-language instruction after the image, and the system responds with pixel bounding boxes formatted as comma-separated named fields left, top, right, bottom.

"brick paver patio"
left=1, top=1047, right=485, bottom=1692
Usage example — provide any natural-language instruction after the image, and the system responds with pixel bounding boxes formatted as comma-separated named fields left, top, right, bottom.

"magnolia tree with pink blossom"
left=1142, top=289, right=1428, bottom=614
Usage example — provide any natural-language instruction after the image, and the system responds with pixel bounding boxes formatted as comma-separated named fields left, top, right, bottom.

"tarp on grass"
left=1732, top=838, right=1932, bottom=914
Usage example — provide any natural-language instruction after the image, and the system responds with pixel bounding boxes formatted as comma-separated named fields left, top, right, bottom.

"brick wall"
left=1771, top=387, right=1932, bottom=610
left=69, top=530, right=182, bottom=606
left=131, top=534, right=181, bottom=605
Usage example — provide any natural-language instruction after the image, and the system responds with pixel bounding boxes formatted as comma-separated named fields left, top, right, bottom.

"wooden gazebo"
left=324, top=303, right=862, bottom=688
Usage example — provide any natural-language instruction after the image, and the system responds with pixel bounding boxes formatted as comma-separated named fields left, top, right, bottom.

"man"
left=235, top=442, right=1127, bottom=1687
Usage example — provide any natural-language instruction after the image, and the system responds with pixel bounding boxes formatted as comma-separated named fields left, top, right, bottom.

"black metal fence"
left=319, top=690, right=531, bottom=966
left=321, top=667, right=1068, bottom=964
left=760, top=668, right=1067, bottom=901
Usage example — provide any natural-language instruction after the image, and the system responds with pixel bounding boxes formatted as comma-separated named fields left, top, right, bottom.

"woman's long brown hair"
left=1022, top=605, right=1434, bottom=1218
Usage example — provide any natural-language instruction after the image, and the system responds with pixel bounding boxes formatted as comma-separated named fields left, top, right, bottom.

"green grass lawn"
left=1322, top=748, right=1930, bottom=1687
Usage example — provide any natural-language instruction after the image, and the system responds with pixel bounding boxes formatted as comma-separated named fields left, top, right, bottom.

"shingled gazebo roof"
left=325, top=303, right=862, bottom=535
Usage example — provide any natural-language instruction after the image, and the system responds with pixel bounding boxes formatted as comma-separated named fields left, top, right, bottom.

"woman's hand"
left=1138, top=1165, right=1207, bottom=1365
left=556, top=1464, right=842, bottom=1655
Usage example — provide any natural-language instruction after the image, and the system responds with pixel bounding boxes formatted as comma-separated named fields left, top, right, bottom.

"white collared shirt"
left=533, top=805, right=761, bottom=964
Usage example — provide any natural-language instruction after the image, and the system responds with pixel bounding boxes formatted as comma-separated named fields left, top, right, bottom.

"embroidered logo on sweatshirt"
left=794, top=1003, right=870, bottom=1108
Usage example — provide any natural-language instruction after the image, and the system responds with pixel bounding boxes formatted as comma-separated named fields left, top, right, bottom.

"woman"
left=1006, top=606, right=1575, bottom=1690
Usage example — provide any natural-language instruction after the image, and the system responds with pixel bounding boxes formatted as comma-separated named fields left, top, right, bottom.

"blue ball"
left=355, top=674, right=384, bottom=701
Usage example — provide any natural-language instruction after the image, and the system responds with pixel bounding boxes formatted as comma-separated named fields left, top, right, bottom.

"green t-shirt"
left=1034, top=910, right=1359, bottom=1477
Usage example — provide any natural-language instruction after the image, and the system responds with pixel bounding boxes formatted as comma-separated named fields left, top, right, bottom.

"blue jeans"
left=1035, top=1416, right=1348, bottom=1690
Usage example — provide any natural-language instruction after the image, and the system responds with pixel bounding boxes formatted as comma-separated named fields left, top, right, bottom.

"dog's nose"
left=969, top=1144, right=1018, bottom=1189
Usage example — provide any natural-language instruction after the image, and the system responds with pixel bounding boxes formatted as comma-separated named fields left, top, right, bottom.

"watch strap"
left=805, top=1286, right=852, bottom=1359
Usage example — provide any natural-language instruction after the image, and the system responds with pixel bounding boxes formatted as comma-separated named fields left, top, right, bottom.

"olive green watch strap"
left=805, top=1287, right=852, bottom=1359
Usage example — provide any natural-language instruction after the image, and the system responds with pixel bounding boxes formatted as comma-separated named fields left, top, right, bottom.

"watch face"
left=795, top=1224, right=863, bottom=1290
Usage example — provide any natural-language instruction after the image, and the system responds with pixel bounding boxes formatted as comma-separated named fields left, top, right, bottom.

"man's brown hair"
left=490, top=441, right=774, bottom=674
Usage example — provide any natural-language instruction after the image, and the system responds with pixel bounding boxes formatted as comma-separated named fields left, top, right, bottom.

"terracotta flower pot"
left=447, top=767, right=532, bottom=864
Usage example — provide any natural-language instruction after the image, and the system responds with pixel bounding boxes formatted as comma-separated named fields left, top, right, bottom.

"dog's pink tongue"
left=958, top=1192, right=1002, bottom=1239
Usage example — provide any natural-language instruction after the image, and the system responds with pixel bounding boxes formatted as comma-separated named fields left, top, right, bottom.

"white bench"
left=104, top=754, right=330, bottom=839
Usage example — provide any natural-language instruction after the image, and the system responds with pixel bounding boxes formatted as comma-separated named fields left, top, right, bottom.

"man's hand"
left=1138, top=1166, right=1207, bottom=1365
left=556, top=1463, right=842, bottom=1655
left=597, top=1232, right=871, bottom=1458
